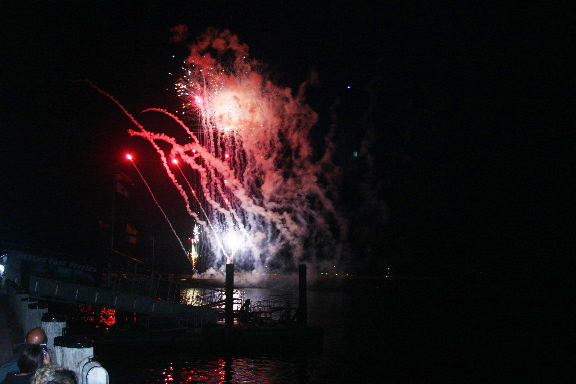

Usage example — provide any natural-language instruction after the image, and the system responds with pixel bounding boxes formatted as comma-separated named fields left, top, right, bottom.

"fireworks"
left=188, top=224, right=201, bottom=270
left=85, top=28, right=346, bottom=273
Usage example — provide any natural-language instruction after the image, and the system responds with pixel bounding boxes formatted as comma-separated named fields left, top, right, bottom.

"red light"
left=172, top=158, right=178, bottom=164
left=100, top=308, right=116, bottom=326
left=126, top=154, right=133, bottom=160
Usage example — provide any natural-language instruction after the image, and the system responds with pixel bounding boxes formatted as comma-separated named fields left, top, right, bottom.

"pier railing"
left=101, top=269, right=183, bottom=302
left=26, top=275, right=218, bottom=327
left=101, top=268, right=241, bottom=311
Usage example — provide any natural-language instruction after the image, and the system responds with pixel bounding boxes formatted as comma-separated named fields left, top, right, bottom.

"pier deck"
left=25, top=276, right=218, bottom=327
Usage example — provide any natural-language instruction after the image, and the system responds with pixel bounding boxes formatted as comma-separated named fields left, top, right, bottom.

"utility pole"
left=110, top=175, right=117, bottom=252
left=151, top=235, right=155, bottom=276
left=108, top=174, right=117, bottom=285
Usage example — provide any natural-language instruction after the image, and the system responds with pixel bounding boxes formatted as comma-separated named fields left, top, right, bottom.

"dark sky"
left=0, top=1, right=573, bottom=276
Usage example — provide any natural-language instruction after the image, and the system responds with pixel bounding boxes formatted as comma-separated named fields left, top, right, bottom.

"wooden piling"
left=298, top=264, right=307, bottom=326
left=225, top=263, right=234, bottom=329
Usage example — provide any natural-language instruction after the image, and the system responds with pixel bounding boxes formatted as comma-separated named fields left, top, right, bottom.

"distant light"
left=172, top=158, right=178, bottom=164
left=353, top=151, right=358, bottom=158
left=347, top=85, right=351, bottom=89
left=126, top=154, right=133, bottom=160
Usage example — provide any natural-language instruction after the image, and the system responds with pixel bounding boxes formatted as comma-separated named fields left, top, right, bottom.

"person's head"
left=17, top=344, right=44, bottom=375
left=31, top=365, right=77, bottom=384
left=26, top=327, right=47, bottom=345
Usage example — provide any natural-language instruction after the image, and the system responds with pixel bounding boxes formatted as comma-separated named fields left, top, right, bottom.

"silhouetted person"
left=0, top=328, right=47, bottom=382
left=1, top=344, right=49, bottom=384
left=24, top=329, right=46, bottom=346
left=239, top=299, right=251, bottom=323
left=279, top=301, right=292, bottom=324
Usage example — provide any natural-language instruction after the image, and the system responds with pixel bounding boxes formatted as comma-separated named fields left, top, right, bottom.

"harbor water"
left=50, top=276, right=573, bottom=382
left=99, top=283, right=350, bottom=383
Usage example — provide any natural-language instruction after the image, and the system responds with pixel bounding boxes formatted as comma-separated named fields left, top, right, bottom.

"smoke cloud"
left=169, top=24, right=188, bottom=43
left=85, top=28, right=348, bottom=275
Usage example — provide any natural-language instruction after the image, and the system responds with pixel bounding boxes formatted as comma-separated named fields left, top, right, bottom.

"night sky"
left=0, top=1, right=573, bottom=277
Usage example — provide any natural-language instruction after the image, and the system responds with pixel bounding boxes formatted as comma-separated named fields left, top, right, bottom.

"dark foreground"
left=3, top=275, right=574, bottom=383
left=318, top=275, right=575, bottom=383
left=91, top=275, right=575, bottom=383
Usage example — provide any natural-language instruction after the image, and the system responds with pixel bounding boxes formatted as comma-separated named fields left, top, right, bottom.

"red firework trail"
left=127, top=155, right=188, bottom=258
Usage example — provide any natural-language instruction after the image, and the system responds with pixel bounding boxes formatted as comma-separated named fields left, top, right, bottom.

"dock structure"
left=3, top=265, right=323, bottom=356
left=2, top=250, right=323, bottom=352
left=225, top=263, right=234, bottom=329
left=26, top=276, right=218, bottom=327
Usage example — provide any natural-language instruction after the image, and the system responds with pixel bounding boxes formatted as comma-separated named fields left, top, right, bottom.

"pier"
left=2, top=251, right=322, bottom=355
left=26, top=275, right=217, bottom=327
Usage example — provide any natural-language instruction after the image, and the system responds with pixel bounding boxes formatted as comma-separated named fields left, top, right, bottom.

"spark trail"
left=128, top=154, right=188, bottom=258
left=172, top=158, right=228, bottom=258
left=82, top=28, right=346, bottom=273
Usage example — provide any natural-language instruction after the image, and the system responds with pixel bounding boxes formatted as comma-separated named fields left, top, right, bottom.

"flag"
left=98, top=220, right=110, bottom=230
left=116, top=172, right=133, bottom=184
left=115, top=172, right=132, bottom=197
left=126, top=224, right=138, bottom=244
left=116, top=182, right=129, bottom=198
left=126, top=224, right=138, bottom=235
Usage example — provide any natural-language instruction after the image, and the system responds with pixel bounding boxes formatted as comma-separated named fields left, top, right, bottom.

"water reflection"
left=180, top=288, right=245, bottom=311
left=103, top=288, right=348, bottom=383
left=141, top=354, right=316, bottom=384
left=62, top=304, right=117, bottom=327
left=180, top=287, right=300, bottom=323
left=100, top=308, right=116, bottom=326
